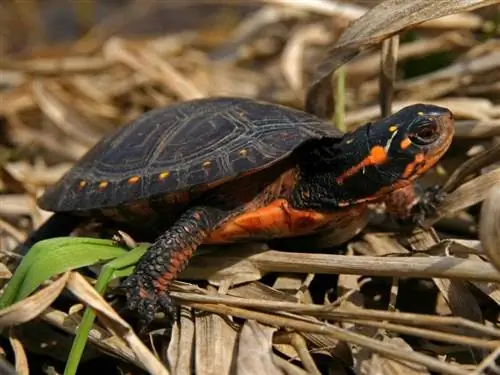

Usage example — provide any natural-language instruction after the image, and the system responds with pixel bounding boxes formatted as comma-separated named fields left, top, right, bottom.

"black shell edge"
left=36, top=156, right=290, bottom=213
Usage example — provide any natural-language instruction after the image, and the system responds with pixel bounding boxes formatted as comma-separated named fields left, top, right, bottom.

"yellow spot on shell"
left=346, top=139, right=353, bottom=144
left=79, top=180, right=87, bottom=188
left=239, top=149, right=248, bottom=156
left=417, top=111, right=424, bottom=116
left=98, top=181, right=109, bottom=189
left=128, top=176, right=140, bottom=184
left=203, top=161, right=212, bottom=168
left=159, top=171, right=170, bottom=180
left=389, top=125, right=398, bottom=132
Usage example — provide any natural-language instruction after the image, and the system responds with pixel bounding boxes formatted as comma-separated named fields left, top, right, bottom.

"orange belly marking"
left=205, top=199, right=366, bottom=244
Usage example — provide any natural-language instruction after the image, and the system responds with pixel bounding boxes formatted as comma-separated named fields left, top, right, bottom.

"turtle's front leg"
left=384, top=184, right=444, bottom=224
left=122, top=206, right=228, bottom=325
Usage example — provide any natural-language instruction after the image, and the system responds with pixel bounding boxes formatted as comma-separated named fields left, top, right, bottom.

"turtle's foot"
left=119, top=207, right=226, bottom=328
left=121, top=274, right=175, bottom=328
left=384, top=184, right=444, bottom=227
left=410, top=185, right=444, bottom=226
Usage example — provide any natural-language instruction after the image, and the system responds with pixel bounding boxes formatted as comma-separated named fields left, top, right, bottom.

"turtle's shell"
left=39, top=97, right=341, bottom=213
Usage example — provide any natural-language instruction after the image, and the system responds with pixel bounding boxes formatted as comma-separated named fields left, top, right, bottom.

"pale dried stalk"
left=473, top=345, right=500, bottom=374
left=0, top=57, right=111, bottom=74
left=281, top=24, right=330, bottom=94
left=341, top=319, right=496, bottom=350
left=211, top=5, right=307, bottom=62
left=265, top=0, right=367, bottom=19
left=0, top=218, right=25, bottom=243
left=358, top=51, right=500, bottom=104
left=184, top=302, right=469, bottom=375
left=181, top=245, right=500, bottom=286
left=249, top=250, right=500, bottom=282
left=0, top=88, right=36, bottom=116
left=442, top=143, right=500, bottom=193
left=344, top=98, right=500, bottom=130
left=9, top=332, right=29, bottom=375
left=267, top=0, right=485, bottom=31
left=104, top=38, right=205, bottom=100
left=479, top=184, right=500, bottom=272
left=379, top=35, right=399, bottom=116
left=31, top=80, right=101, bottom=147
left=431, top=168, right=500, bottom=222
left=170, top=292, right=500, bottom=339
left=347, top=31, right=474, bottom=76
left=290, top=333, right=321, bottom=375
left=399, top=51, right=500, bottom=93
left=273, top=355, right=308, bottom=375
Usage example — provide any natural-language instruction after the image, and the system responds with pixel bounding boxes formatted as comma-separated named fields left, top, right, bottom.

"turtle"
left=22, top=97, right=454, bottom=324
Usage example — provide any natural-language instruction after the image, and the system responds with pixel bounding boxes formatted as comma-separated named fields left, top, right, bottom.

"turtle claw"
left=120, top=274, right=175, bottom=328
left=410, top=185, right=444, bottom=226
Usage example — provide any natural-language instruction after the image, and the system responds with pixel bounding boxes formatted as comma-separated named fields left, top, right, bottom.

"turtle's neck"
left=290, top=130, right=378, bottom=211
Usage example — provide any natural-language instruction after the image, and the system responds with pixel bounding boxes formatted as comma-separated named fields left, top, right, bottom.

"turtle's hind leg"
left=121, top=206, right=229, bottom=326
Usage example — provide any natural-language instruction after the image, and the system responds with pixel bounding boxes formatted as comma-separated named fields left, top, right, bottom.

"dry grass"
left=1, top=1, right=500, bottom=374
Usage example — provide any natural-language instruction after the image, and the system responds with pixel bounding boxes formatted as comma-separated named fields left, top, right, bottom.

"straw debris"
left=1, top=1, right=500, bottom=374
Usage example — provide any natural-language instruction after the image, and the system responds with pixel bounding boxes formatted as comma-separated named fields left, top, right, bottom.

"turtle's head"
left=294, top=104, right=454, bottom=209
left=366, top=104, right=454, bottom=177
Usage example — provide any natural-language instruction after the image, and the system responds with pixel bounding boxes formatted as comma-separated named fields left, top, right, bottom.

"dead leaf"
left=194, top=309, right=238, bottom=375
left=236, top=320, right=283, bottom=375
left=360, top=337, right=430, bottom=375
left=0, top=272, right=69, bottom=327
left=167, top=306, right=195, bottom=375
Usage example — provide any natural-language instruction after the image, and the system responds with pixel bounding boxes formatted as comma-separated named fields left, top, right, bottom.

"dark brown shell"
left=39, top=97, right=341, bottom=213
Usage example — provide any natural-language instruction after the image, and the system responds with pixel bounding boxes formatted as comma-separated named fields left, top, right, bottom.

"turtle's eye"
left=409, top=121, right=439, bottom=146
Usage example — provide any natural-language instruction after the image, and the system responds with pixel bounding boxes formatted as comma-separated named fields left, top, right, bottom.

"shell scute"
left=39, top=97, right=340, bottom=212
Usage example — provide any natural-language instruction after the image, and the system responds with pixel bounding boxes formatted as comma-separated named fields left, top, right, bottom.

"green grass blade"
left=64, top=265, right=115, bottom=375
left=64, top=245, right=148, bottom=375
left=0, top=237, right=126, bottom=308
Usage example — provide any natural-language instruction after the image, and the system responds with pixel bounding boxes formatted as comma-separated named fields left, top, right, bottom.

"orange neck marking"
left=402, top=152, right=425, bottom=179
left=336, top=145, right=388, bottom=184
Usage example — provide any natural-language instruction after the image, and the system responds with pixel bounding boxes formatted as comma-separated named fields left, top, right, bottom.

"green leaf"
left=0, top=237, right=127, bottom=308
left=64, top=245, right=148, bottom=375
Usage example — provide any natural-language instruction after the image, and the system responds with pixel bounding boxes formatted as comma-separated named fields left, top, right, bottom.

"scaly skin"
left=122, top=206, right=226, bottom=323
left=384, top=184, right=443, bottom=224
